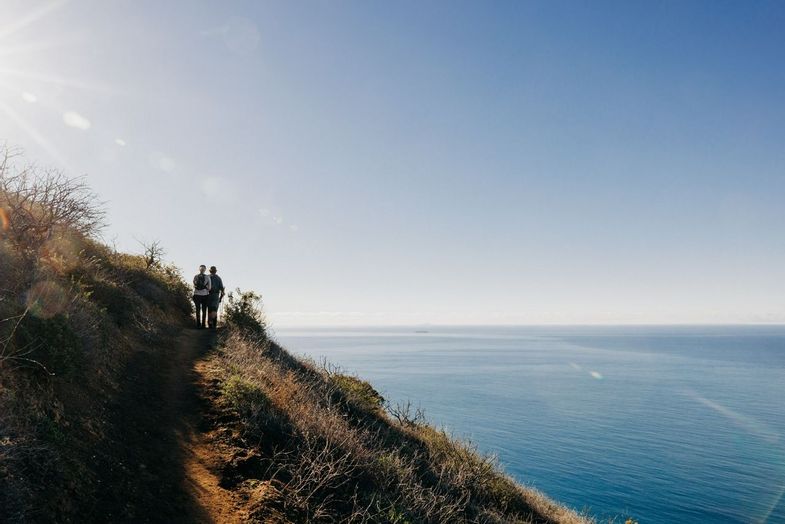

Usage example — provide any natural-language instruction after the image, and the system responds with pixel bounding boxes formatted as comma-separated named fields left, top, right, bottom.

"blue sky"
left=1, top=1, right=784, bottom=325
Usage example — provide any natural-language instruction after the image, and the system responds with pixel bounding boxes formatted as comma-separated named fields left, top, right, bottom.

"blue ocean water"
left=275, top=326, right=785, bottom=523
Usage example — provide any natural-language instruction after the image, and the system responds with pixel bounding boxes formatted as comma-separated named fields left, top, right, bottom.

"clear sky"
left=1, top=1, right=784, bottom=326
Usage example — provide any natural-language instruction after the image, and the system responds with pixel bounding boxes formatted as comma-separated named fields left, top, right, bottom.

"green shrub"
left=331, top=373, right=385, bottom=413
left=222, top=375, right=268, bottom=415
left=224, top=289, right=266, bottom=337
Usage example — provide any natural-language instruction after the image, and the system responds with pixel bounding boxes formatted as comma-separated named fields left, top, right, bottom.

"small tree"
left=140, top=239, right=165, bottom=270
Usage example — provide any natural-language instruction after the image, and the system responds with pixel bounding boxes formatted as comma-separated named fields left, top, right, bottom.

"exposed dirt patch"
left=190, top=355, right=291, bottom=524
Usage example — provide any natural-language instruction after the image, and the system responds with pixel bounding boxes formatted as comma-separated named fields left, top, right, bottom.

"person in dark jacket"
left=207, top=266, right=225, bottom=329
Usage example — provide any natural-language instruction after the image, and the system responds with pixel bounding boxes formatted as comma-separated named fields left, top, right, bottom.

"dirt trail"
left=82, top=328, right=239, bottom=523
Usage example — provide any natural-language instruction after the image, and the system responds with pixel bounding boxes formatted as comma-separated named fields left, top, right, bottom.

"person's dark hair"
left=210, top=266, right=217, bottom=274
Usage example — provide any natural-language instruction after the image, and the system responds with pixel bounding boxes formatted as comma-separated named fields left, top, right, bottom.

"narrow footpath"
left=82, top=328, right=240, bottom=523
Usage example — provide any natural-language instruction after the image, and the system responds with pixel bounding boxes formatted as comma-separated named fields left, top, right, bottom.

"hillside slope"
left=0, top=154, right=590, bottom=523
left=193, top=299, right=590, bottom=523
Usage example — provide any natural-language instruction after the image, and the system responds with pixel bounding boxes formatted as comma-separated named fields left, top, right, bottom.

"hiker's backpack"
left=195, top=274, right=208, bottom=291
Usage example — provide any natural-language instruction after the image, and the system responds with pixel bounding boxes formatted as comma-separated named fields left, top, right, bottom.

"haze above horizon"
left=1, top=1, right=783, bottom=326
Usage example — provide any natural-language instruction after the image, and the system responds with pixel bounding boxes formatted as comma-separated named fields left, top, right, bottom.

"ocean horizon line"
left=274, top=322, right=785, bottom=329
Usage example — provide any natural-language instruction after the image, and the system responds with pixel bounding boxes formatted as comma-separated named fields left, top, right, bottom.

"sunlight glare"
left=0, top=67, right=120, bottom=95
left=62, top=111, right=91, bottom=130
left=149, top=152, right=176, bottom=173
left=685, top=389, right=779, bottom=443
left=200, top=176, right=222, bottom=197
left=0, top=0, right=69, bottom=41
left=41, top=231, right=82, bottom=272
left=760, top=482, right=785, bottom=524
left=25, top=280, right=68, bottom=319
left=0, top=207, right=9, bottom=231
left=0, top=100, right=67, bottom=166
left=0, top=40, right=76, bottom=58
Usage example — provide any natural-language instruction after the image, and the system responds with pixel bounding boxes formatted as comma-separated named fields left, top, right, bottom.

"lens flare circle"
left=25, top=280, right=68, bottom=319
left=62, top=111, right=91, bottom=130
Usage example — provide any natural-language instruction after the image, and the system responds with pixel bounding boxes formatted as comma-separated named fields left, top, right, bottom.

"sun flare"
left=0, top=0, right=121, bottom=169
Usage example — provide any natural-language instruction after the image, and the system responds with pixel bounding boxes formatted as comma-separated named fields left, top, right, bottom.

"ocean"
left=275, top=326, right=785, bottom=523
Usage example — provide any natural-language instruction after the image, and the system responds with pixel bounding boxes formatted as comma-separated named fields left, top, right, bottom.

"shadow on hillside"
left=76, top=328, right=218, bottom=522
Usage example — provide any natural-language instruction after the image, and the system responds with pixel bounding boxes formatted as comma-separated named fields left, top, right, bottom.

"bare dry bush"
left=388, top=399, right=427, bottom=428
left=272, top=436, right=366, bottom=520
left=0, top=310, right=31, bottom=367
left=0, top=148, right=104, bottom=256
left=139, top=239, right=165, bottom=270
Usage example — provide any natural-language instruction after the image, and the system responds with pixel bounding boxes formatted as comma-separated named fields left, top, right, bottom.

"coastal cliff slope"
left=0, top=154, right=589, bottom=523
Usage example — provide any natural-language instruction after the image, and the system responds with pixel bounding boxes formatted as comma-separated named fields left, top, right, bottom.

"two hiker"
left=193, top=265, right=225, bottom=329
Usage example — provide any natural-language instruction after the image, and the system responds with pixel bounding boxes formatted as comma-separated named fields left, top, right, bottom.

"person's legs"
left=194, top=295, right=207, bottom=327
left=193, top=296, right=201, bottom=327
left=207, top=294, right=220, bottom=328
left=199, top=298, right=208, bottom=327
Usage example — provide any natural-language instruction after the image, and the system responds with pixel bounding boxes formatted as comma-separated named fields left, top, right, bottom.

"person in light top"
left=192, top=264, right=211, bottom=328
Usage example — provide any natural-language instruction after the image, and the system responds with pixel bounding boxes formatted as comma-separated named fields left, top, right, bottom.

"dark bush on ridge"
left=224, top=288, right=267, bottom=338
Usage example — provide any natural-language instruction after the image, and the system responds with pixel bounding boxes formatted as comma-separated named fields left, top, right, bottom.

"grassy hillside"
left=0, top=151, right=590, bottom=523
left=206, top=295, right=589, bottom=523
left=0, top=150, right=192, bottom=521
